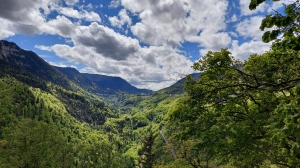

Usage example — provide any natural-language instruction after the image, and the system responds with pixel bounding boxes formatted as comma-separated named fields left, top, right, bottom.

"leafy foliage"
left=169, top=49, right=300, bottom=167
left=250, top=0, right=300, bottom=51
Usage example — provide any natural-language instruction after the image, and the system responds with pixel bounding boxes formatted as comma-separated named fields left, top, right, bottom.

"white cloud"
left=125, top=0, right=229, bottom=47
left=79, top=67, right=97, bottom=74
left=72, top=22, right=140, bottom=61
left=0, top=18, right=15, bottom=39
left=230, top=40, right=271, bottom=60
left=0, top=0, right=48, bottom=37
left=231, top=14, right=238, bottom=22
left=109, top=0, right=121, bottom=8
left=187, top=32, right=231, bottom=51
left=0, top=0, right=45, bottom=24
left=84, top=11, right=101, bottom=22
left=43, top=15, right=78, bottom=38
left=56, top=7, right=101, bottom=22
left=58, top=7, right=81, bottom=19
left=236, top=16, right=272, bottom=41
left=0, top=30, right=15, bottom=39
left=48, top=61, right=68, bottom=67
left=34, top=45, right=52, bottom=51
left=64, top=0, right=79, bottom=6
left=109, top=9, right=132, bottom=28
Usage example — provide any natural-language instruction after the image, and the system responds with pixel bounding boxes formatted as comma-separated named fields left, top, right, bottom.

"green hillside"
left=0, top=77, right=134, bottom=168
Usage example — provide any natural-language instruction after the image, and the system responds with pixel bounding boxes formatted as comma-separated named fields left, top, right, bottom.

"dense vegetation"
left=167, top=1, right=300, bottom=167
left=0, top=77, right=135, bottom=168
left=1, top=0, right=300, bottom=167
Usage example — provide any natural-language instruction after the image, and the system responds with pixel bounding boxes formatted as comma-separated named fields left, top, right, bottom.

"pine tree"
left=138, top=130, right=155, bottom=168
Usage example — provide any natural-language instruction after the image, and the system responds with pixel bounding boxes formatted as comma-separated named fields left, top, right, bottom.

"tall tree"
left=139, top=130, right=156, bottom=168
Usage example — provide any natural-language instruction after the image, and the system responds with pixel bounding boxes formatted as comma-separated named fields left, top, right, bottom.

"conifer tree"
left=139, top=130, right=156, bottom=168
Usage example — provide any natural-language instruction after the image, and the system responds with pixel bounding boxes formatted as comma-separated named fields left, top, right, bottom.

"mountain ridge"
left=54, top=66, right=152, bottom=94
left=0, top=39, right=152, bottom=95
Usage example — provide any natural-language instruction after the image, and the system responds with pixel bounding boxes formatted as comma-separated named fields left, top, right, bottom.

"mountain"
left=0, top=40, right=151, bottom=95
left=55, top=66, right=152, bottom=94
left=0, top=40, right=71, bottom=90
left=0, top=40, right=115, bottom=125
left=155, top=73, right=200, bottom=94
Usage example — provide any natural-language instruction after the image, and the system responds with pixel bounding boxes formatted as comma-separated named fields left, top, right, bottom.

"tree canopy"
left=169, top=48, right=300, bottom=167
left=250, top=0, right=300, bottom=51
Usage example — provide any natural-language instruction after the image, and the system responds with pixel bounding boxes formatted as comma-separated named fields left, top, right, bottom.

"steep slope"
left=0, top=77, right=134, bottom=168
left=0, top=40, right=71, bottom=90
left=0, top=40, right=112, bottom=125
left=55, top=66, right=152, bottom=94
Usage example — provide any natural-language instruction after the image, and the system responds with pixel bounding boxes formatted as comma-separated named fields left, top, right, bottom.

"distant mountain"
left=55, top=66, right=152, bottom=94
left=155, top=73, right=200, bottom=94
left=0, top=40, right=151, bottom=95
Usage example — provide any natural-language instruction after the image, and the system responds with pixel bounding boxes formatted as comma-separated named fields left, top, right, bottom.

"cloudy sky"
left=0, top=0, right=284, bottom=90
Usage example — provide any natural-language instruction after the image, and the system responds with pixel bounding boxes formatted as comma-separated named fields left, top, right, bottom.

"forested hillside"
left=1, top=0, right=300, bottom=167
left=0, top=77, right=134, bottom=167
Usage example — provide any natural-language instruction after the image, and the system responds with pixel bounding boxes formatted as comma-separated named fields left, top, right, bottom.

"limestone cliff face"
left=0, top=40, right=23, bottom=59
left=0, top=40, right=28, bottom=67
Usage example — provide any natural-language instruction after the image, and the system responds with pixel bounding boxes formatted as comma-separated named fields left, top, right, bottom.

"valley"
left=1, top=28, right=300, bottom=167
left=2, top=0, right=300, bottom=167
left=0, top=40, right=194, bottom=167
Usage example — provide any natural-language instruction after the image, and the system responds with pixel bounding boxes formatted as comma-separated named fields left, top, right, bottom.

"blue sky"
left=0, top=0, right=284, bottom=90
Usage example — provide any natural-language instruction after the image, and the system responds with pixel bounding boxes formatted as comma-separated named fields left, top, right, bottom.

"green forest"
left=1, top=0, right=300, bottom=167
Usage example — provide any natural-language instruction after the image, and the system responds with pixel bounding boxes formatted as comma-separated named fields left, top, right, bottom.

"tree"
left=249, top=0, right=300, bottom=51
left=169, top=49, right=300, bottom=167
left=139, top=130, right=156, bottom=168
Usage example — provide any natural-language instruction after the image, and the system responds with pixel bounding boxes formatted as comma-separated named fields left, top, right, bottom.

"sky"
left=0, top=0, right=286, bottom=90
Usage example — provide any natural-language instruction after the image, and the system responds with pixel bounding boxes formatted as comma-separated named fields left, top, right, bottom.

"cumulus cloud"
left=56, top=7, right=101, bottom=22
left=109, top=9, right=132, bottom=28
left=64, top=0, right=79, bottom=6
left=43, top=15, right=78, bottom=37
left=72, top=22, right=140, bottom=61
left=79, top=67, right=97, bottom=74
left=0, top=19, right=15, bottom=39
left=230, top=40, right=271, bottom=60
left=125, top=0, right=229, bottom=47
left=0, top=29, right=15, bottom=39
left=109, top=0, right=121, bottom=8
left=0, top=0, right=47, bottom=37
left=187, top=32, right=231, bottom=51
left=236, top=16, right=267, bottom=40
left=35, top=45, right=52, bottom=51
left=231, top=14, right=238, bottom=22
left=0, top=0, right=45, bottom=23
left=48, top=61, right=76, bottom=68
